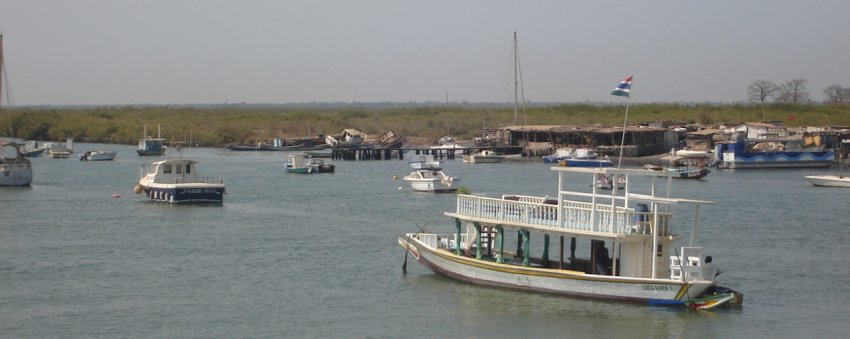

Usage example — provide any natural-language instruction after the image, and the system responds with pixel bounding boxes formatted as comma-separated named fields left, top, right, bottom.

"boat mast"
left=513, top=31, right=518, bottom=126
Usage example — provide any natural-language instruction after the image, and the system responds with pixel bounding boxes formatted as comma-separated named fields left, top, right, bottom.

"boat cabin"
left=144, top=159, right=201, bottom=183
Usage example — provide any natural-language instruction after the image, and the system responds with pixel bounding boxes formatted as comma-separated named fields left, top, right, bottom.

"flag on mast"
left=611, top=75, right=633, bottom=97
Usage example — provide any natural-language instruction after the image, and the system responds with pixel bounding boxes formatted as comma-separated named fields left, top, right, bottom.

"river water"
left=2, top=142, right=849, bottom=338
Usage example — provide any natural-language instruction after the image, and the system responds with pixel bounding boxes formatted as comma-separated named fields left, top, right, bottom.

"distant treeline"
left=2, top=103, right=849, bottom=146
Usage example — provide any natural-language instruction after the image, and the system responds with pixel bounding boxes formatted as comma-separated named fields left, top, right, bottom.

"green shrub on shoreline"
left=2, top=103, right=848, bottom=146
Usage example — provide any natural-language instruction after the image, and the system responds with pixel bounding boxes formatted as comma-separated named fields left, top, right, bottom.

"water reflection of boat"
left=399, top=166, right=742, bottom=309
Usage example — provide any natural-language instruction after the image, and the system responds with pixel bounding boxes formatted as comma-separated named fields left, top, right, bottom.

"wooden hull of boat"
left=805, top=175, right=850, bottom=187
left=399, top=235, right=710, bottom=305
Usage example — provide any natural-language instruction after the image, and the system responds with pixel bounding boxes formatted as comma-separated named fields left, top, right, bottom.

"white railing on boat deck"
left=413, top=233, right=468, bottom=251
left=454, top=194, right=671, bottom=236
left=153, top=176, right=224, bottom=184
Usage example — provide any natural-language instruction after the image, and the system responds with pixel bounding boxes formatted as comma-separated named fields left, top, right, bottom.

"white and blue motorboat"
left=134, top=159, right=225, bottom=204
left=712, top=134, right=834, bottom=169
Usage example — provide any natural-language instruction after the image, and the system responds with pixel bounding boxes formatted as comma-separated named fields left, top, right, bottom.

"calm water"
left=2, top=142, right=849, bottom=338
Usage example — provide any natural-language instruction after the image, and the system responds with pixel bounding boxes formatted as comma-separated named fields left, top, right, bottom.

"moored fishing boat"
left=403, top=155, right=459, bottom=193
left=399, top=166, right=741, bottom=309
left=284, top=153, right=335, bottom=174
left=805, top=175, right=850, bottom=188
left=137, top=125, right=166, bottom=156
left=462, top=150, right=504, bottom=164
left=1, top=142, right=33, bottom=186
left=712, top=135, right=834, bottom=169
left=79, top=150, right=116, bottom=161
left=134, top=159, right=225, bottom=204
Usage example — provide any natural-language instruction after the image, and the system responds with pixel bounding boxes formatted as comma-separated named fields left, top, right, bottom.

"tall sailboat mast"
left=513, top=31, right=518, bottom=125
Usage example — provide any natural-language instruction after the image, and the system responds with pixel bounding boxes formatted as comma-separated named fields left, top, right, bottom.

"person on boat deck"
left=702, top=256, right=721, bottom=279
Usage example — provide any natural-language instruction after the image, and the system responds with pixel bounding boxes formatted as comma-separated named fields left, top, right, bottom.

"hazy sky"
left=1, top=1, right=849, bottom=106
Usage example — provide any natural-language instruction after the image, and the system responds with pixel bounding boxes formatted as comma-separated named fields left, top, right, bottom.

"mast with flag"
left=611, top=75, right=633, bottom=170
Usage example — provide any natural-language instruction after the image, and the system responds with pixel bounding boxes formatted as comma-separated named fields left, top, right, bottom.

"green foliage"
left=457, top=185, right=471, bottom=195
left=2, top=103, right=849, bottom=145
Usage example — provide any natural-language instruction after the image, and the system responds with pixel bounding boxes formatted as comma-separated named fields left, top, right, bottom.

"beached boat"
left=542, top=147, right=575, bottom=164
left=1, top=142, right=33, bottom=186
left=326, top=129, right=370, bottom=149
left=137, top=125, right=166, bottom=156
left=79, top=150, right=116, bottom=161
left=399, top=166, right=742, bottom=309
left=805, top=175, right=850, bottom=188
left=378, top=130, right=403, bottom=149
left=645, top=156, right=710, bottom=180
left=403, top=155, right=459, bottom=193
left=463, top=150, right=504, bottom=164
left=134, top=159, right=225, bottom=204
left=712, top=135, right=834, bottom=169
left=284, top=153, right=335, bottom=174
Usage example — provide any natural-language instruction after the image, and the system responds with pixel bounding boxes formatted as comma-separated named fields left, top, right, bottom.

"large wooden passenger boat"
left=399, top=166, right=741, bottom=309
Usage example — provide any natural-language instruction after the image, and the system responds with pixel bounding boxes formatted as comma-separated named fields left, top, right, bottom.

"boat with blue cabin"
left=137, top=125, right=166, bottom=156
left=399, top=166, right=741, bottom=309
left=712, top=134, right=834, bottom=169
left=135, top=159, right=226, bottom=204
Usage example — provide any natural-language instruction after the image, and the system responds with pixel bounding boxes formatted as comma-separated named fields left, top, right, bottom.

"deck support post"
left=455, top=218, right=462, bottom=255
left=559, top=236, right=564, bottom=270
left=516, top=230, right=523, bottom=257
left=496, top=225, right=505, bottom=263
left=521, top=229, right=530, bottom=267
left=474, top=223, right=482, bottom=260
left=542, top=234, right=550, bottom=267
left=570, top=237, right=576, bottom=261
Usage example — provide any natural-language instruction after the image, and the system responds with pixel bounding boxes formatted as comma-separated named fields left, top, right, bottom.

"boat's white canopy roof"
left=550, top=166, right=676, bottom=178
left=150, top=159, right=199, bottom=166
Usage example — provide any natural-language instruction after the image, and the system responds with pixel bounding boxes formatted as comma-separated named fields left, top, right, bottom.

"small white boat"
left=462, top=150, right=504, bottom=164
left=134, top=159, right=226, bottom=204
left=805, top=175, right=850, bottom=188
left=403, top=155, right=459, bottom=193
left=79, top=150, right=116, bottom=161
left=1, top=142, right=33, bottom=186
left=285, top=153, right=336, bottom=174
left=46, top=138, right=74, bottom=159
left=596, top=174, right=626, bottom=189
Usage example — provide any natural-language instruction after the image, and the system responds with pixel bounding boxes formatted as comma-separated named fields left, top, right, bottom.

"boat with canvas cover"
left=399, top=166, right=741, bottom=309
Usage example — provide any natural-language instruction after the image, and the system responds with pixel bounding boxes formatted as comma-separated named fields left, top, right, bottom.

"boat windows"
left=176, top=164, right=183, bottom=174
left=163, top=164, right=172, bottom=174
left=186, top=164, right=191, bottom=174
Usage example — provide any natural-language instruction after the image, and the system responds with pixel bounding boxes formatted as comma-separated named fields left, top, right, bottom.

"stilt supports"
left=521, top=229, right=530, bottom=267
left=496, top=225, right=505, bottom=264
left=542, top=234, right=550, bottom=267
left=454, top=218, right=462, bottom=255
left=474, top=223, right=482, bottom=260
